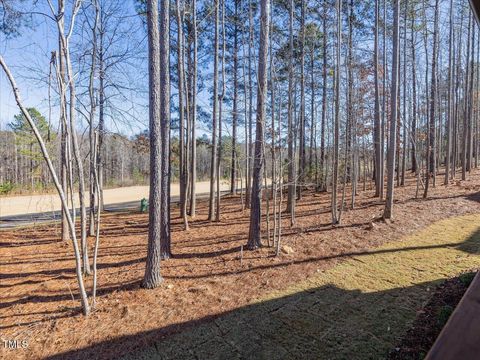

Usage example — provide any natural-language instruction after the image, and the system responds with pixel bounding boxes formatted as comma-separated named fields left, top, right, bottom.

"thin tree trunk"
left=88, top=1, right=99, bottom=237
left=230, top=0, right=239, bottom=195
left=411, top=13, right=418, bottom=175
left=0, top=54, right=90, bottom=316
left=286, top=0, right=295, bottom=219
left=332, top=0, right=342, bottom=225
left=445, top=0, right=454, bottom=185
left=298, top=0, right=305, bottom=200
left=189, top=0, right=197, bottom=217
left=423, top=0, right=439, bottom=199
left=383, top=0, right=400, bottom=219
left=400, top=0, right=407, bottom=186
left=216, top=0, right=226, bottom=222
left=176, top=0, right=189, bottom=230
left=462, top=13, right=471, bottom=181
left=320, top=3, right=327, bottom=191
left=208, top=0, right=219, bottom=222
left=160, top=0, right=171, bottom=258
left=374, top=0, right=381, bottom=197
left=54, top=0, right=90, bottom=275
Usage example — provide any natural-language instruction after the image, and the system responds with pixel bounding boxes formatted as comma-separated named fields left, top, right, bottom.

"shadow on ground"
left=47, top=279, right=448, bottom=360
left=5, top=226, right=480, bottom=360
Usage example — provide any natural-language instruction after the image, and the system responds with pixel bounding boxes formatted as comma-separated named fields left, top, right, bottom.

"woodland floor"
left=2, top=170, right=480, bottom=359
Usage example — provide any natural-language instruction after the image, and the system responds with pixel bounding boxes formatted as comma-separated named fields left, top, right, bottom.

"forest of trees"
left=0, top=119, right=240, bottom=193
left=1, top=0, right=480, bottom=316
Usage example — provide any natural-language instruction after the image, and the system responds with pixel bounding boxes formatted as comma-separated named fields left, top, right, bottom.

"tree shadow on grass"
left=455, top=227, right=480, bottom=254
left=46, top=278, right=448, bottom=360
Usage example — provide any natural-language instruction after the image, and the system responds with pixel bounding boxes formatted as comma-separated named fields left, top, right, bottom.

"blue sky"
left=0, top=1, right=151, bottom=136
left=0, top=0, right=220, bottom=141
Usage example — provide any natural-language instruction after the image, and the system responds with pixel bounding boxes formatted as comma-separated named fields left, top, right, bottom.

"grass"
left=131, top=214, right=480, bottom=359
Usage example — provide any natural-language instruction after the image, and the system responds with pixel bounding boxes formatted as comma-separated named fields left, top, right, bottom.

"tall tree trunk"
left=88, top=1, right=99, bottom=237
left=97, top=18, right=105, bottom=212
left=55, top=2, right=90, bottom=275
left=467, top=23, right=475, bottom=173
left=411, top=13, right=417, bottom=175
left=189, top=0, right=197, bottom=217
left=332, top=0, right=342, bottom=224
left=160, top=0, right=171, bottom=258
left=309, top=46, right=315, bottom=181
left=286, top=0, right=295, bottom=218
left=216, top=0, right=226, bottom=221
left=400, top=0, right=407, bottom=186
left=380, top=0, right=387, bottom=199
left=445, top=0, right=454, bottom=185
left=462, top=13, right=471, bottom=181
left=298, top=0, right=305, bottom=201
left=142, top=0, right=164, bottom=288
left=320, top=3, right=327, bottom=191
left=208, top=0, right=219, bottom=221
left=374, top=0, right=381, bottom=197
left=423, top=0, right=439, bottom=199
left=347, top=0, right=355, bottom=207
left=230, top=0, right=239, bottom=195
left=247, top=0, right=269, bottom=250
left=245, top=0, right=254, bottom=209
left=58, top=0, right=69, bottom=242
left=383, top=0, right=400, bottom=219
left=176, top=0, right=189, bottom=230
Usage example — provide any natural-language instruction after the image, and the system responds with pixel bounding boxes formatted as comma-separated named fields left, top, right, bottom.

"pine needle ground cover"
left=3, top=172, right=480, bottom=359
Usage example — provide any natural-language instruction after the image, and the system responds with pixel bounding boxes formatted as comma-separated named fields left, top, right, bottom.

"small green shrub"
left=0, top=182, right=15, bottom=195
left=437, top=305, right=454, bottom=327
left=459, top=272, right=476, bottom=287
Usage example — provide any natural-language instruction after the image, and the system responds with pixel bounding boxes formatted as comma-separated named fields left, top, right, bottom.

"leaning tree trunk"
left=0, top=54, right=90, bottom=316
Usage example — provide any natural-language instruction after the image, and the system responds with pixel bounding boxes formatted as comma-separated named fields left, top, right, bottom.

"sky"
left=0, top=0, right=222, bottom=142
left=0, top=0, right=150, bottom=137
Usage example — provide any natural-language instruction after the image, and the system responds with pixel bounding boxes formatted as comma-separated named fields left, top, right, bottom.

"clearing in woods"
left=2, top=171, right=480, bottom=359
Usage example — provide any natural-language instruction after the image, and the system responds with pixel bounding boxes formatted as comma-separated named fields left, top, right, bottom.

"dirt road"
left=0, top=180, right=232, bottom=218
